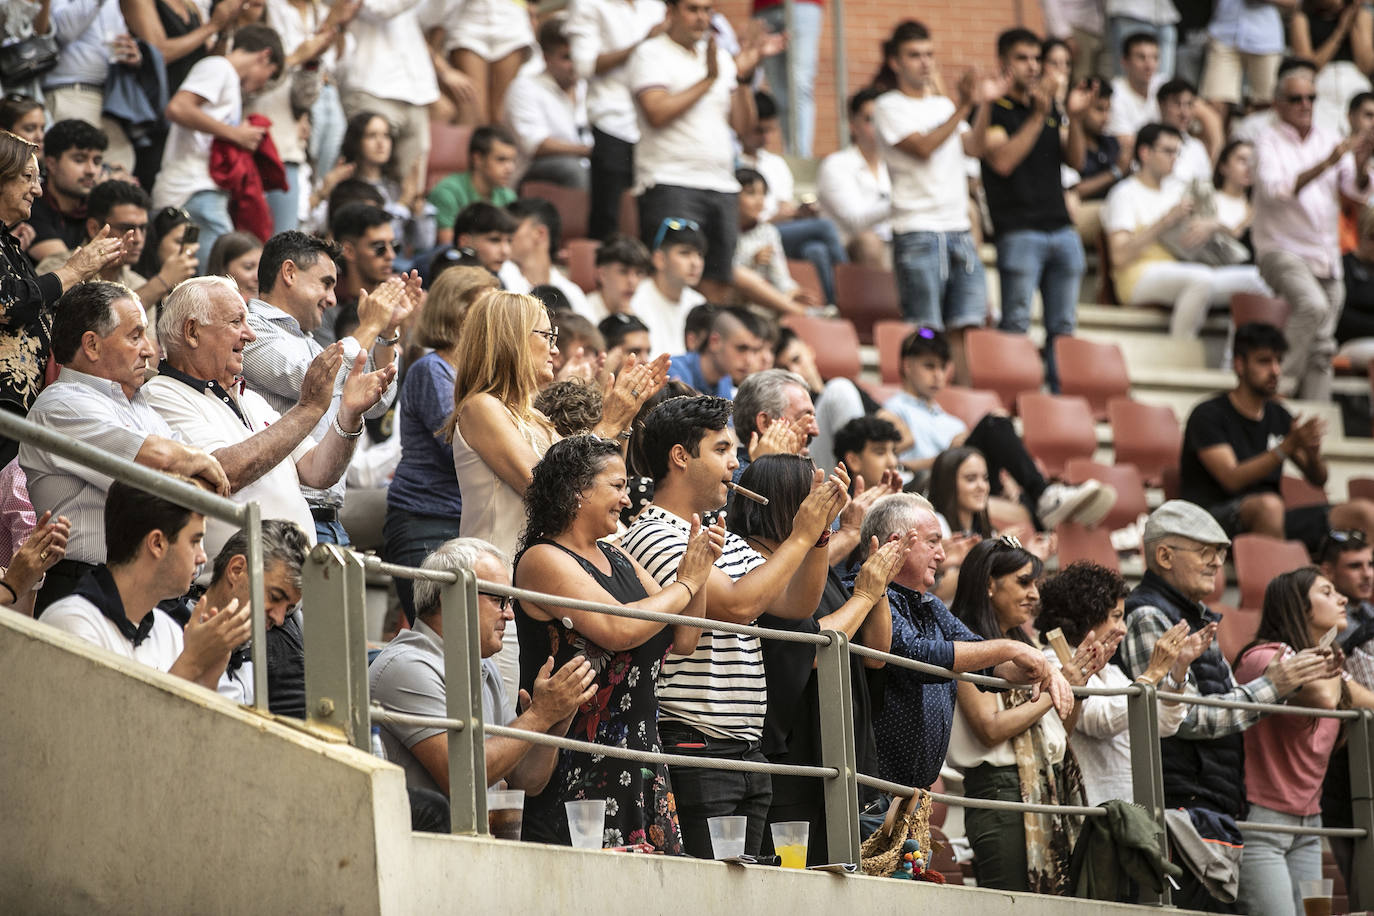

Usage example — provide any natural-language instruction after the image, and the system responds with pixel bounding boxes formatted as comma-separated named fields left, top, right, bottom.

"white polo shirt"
left=45, top=594, right=185, bottom=672
left=142, top=371, right=317, bottom=563
left=628, top=32, right=739, bottom=194
left=504, top=69, right=591, bottom=176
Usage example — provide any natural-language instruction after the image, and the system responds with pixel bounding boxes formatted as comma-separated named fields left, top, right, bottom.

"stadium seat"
left=520, top=181, right=590, bottom=241
left=933, top=386, right=1002, bottom=430
left=929, top=826, right=966, bottom=886
left=1350, top=477, right=1374, bottom=502
left=1230, top=293, right=1291, bottom=330
left=782, top=315, right=862, bottom=381
left=1161, top=465, right=1182, bottom=500
left=1056, top=522, right=1120, bottom=570
left=425, top=122, right=472, bottom=192
left=874, top=320, right=917, bottom=384
left=1055, top=337, right=1131, bottom=419
left=1215, top=604, right=1260, bottom=664
left=1107, top=397, right=1181, bottom=486
left=1281, top=474, right=1327, bottom=509
left=1233, top=534, right=1311, bottom=610
left=834, top=263, right=901, bottom=344
left=787, top=258, right=824, bottom=304
left=618, top=190, right=639, bottom=239
left=966, top=328, right=1043, bottom=411
left=565, top=238, right=598, bottom=293
left=1017, top=392, right=1097, bottom=478
left=1063, top=459, right=1150, bottom=532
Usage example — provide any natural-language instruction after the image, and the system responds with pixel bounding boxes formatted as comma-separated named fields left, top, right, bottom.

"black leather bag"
left=0, top=33, right=59, bottom=84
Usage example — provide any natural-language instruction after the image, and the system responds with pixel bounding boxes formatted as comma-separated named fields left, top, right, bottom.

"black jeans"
left=963, top=763, right=1030, bottom=892
left=590, top=127, right=633, bottom=241
left=964, top=414, right=1050, bottom=522
left=659, top=721, right=772, bottom=858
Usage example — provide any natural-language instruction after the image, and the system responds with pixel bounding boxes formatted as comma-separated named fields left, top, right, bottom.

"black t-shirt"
left=981, top=96, right=1072, bottom=233
left=1181, top=393, right=1292, bottom=510
left=1340, top=252, right=1374, bottom=343
left=1079, top=135, right=1121, bottom=201
left=26, top=190, right=85, bottom=262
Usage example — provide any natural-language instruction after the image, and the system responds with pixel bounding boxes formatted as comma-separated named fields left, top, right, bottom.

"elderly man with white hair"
left=141, top=276, right=395, bottom=560
left=851, top=492, right=1072, bottom=792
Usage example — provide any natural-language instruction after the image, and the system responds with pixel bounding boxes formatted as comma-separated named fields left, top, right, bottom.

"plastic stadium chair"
left=782, top=315, right=862, bottom=381
left=834, top=263, right=901, bottom=344
left=873, top=320, right=918, bottom=385
left=1280, top=474, right=1327, bottom=510
left=1016, top=392, right=1097, bottom=478
left=618, top=189, right=639, bottom=240
left=1230, top=293, right=1291, bottom=330
left=787, top=259, right=824, bottom=305
left=1215, top=604, right=1260, bottom=664
left=967, top=328, right=1043, bottom=411
left=565, top=238, right=599, bottom=293
left=1107, top=397, right=1181, bottom=486
left=1350, top=478, right=1374, bottom=502
left=933, top=386, right=1002, bottom=430
left=1233, top=533, right=1311, bottom=611
left=425, top=122, right=472, bottom=192
left=1055, top=337, right=1131, bottom=420
left=1056, top=522, right=1120, bottom=571
left=1063, top=459, right=1150, bottom=532
left=520, top=181, right=590, bottom=241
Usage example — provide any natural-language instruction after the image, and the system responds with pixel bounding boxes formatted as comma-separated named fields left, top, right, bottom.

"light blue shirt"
left=1208, top=0, right=1285, bottom=55
left=667, top=351, right=736, bottom=399
left=883, top=389, right=968, bottom=464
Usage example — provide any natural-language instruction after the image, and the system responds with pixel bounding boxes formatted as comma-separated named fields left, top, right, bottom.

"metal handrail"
left=0, top=406, right=271, bottom=710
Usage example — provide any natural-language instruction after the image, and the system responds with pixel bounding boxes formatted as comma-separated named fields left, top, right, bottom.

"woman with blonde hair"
left=384, top=267, right=500, bottom=622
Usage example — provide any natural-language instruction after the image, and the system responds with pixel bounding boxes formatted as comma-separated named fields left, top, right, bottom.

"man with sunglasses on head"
left=1317, top=529, right=1374, bottom=650
left=1252, top=66, right=1374, bottom=402
left=628, top=218, right=707, bottom=355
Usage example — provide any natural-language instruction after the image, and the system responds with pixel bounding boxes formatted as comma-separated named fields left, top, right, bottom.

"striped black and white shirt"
left=620, top=505, right=768, bottom=742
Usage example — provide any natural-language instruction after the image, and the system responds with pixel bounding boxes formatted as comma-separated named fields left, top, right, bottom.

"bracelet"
left=0, top=579, right=16, bottom=604
left=676, top=579, right=696, bottom=601
left=376, top=331, right=401, bottom=346
left=1162, top=671, right=1183, bottom=690
left=814, top=528, right=832, bottom=549
left=617, top=428, right=633, bottom=441
left=332, top=414, right=363, bottom=440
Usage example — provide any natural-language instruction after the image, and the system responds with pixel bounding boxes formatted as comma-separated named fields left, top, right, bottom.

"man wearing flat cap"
left=1119, top=500, right=1336, bottom=907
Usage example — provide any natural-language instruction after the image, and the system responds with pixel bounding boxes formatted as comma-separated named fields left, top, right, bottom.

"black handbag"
left=0, top=33, right=59, bottom=84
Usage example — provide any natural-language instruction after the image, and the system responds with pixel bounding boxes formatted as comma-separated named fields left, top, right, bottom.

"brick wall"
left=717, top=0, right=1044, bottom=156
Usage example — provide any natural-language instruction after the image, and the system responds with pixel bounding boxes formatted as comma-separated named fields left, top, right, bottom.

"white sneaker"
left=1037, top=480, right=1118, bottom=529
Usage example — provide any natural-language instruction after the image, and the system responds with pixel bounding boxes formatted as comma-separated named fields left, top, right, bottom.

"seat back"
left=781, top=315, right=862, bottom=381
left=520, top=181, right=590, bottom=241
left=1063, top=459, right=1150, bottom=532
left=1281, top=474, right=1328, bottom=509
left=1233, top=533, right=1311, bottom=610
left=1055, top=337, right=1131, bottom=419
left=1350, top=477, right=1374, bottom=502
left=1016, top=392, right=1097, bottom=478
left=1056, top=522, right=1120, bottom=570
left=787, top=258, right=824, bottom=304
left=1230, top=293, right=1292, bottom=330
left=425, top=122, right=473, bottom=192
left=834, top=263, right=901, bottom=344
left=1215, top=604, right=1261, bottom=666
left=1107, top=397, right=1181, bottom=485
left=564, top=238, right=599, bottom=293
left=618, top=189, right=639, bottom=240
left=967, top=328, right=1043, bottom=410
left=932, top=386, right=1003, bottom=430
left=873, top=320, right=918, bottom=385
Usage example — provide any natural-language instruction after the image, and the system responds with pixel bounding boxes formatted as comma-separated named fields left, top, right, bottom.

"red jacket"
left=210, top=113, right=287, bottom=243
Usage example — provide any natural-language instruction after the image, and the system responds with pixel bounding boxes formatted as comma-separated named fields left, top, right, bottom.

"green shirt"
left=427, top=172, right=517, bottom=229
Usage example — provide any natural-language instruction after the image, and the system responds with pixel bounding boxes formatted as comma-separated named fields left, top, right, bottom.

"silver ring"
left=631, top=389, right=640, bottom=398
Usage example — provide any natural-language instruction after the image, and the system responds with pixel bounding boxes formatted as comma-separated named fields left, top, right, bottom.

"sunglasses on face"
left=368, top=240, right=396, bottom=257
left=1285, top=93, right=1317, bottom=104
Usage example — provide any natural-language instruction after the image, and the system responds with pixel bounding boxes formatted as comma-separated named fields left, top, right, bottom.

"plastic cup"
left=486, top=788, right=525, bottom=840
left=1301, top=879, right=1334, bottom=916
left=770, top=820, right=809, bottom=868
left=565, top=799, right=607, bottom=849
left=707, top=815, right=747, bottom=859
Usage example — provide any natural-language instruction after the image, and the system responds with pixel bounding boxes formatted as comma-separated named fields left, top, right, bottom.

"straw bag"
left=859, top=791, right=933, bottom=877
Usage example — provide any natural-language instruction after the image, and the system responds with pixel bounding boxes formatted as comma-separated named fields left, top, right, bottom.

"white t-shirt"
left=1106, top=74, right=1165, bottom=139
left=874, top=91, right=971, bottom=233
left=45, top=595, right=185, bottom=672
left=1214, top=190, right=1250, bottom=234
left=504, top=70, right=591, bottom=180
left=154, top=56, right=242, bottom=210
left=1101, top=173, right=1185, bottom=237
left=738, top=147, right=794, bottom=221
left=497, top=261, right=595, bottom=320
left=629, top=275, right=705, bottom=356
left=1172, top=134, right=1213, bottom=186
left=565, top=0, right=667, bottom=143
left=628, top=32, right=739, bottom=194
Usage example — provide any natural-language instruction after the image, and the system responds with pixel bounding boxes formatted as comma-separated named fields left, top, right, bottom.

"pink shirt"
left=0, top=459, right=34, bottom=569
left=1233, top=642, right=1342, bottom=816
left=1252, top=120, right=1372, bottom=279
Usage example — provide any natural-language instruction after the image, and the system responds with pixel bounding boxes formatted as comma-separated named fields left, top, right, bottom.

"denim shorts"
left=892, top=229, right=987, bottom=329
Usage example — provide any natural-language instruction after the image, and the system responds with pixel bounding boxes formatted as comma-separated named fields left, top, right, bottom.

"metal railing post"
left=1350, top=709, right=1374, bottom=910
left=244, top=501, right=269, bottom=712
left=815, top=629, right=860, bottom=864
left=442, top=568, right=488, bottom=835
left=304, top=544, right=370, bottom=751
left=1128, top=683, right=1170, bottom=907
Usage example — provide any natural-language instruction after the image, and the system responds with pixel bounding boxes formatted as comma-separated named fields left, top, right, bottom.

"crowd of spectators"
left=2, top=0, right=1374, bottom=911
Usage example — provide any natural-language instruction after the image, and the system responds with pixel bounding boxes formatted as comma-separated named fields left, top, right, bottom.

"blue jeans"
left=1108, top=16, right=1177, bottom=79
left=382, top=505, right=463, bottom=624
left=892, top=229, right=987, bottom=329
left=778, top=217, right=846, bottom=304
left=183, top=189, right=234, bottom=274
left=310, top=82, right=347, bottom=178
left=995, top=225, right=1084, bottom=390
left=314, top=518, right=351, bottom=546
left=1237, top=803, right=1323, bottom=916
left=658, top=722, right=772, bottom=859
left=756, top=2, right=822, bottom=158
left=265, top=161, right=300, bottom=234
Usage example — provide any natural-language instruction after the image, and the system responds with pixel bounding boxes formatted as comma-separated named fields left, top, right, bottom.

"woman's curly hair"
left=520, top=435, right=623, bottom=550
left=1035, top=561, right=1130, bottom=646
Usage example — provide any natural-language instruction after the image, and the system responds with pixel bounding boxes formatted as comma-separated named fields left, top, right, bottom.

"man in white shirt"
left=1105, top=0, right=1179, bottom=80
left=628, top=219, right=706, bottom=355
left=504, top=17, right=593, bottom=190
left=628, top=0, right=766, bottom=301
left=1106, top=30, right=1165, bottom=153
left=1102, top=123, right=1267, bottom=338
left=22, top=282, right=229, bottom=613
left=586, top=233, right=652, bottom=320
left=155, top=25, right=283, bottom=272
left=498, top=198, right=594, bottom=317
left=817, top=87, right=893, bottom=268
left=43, top=480, right=250, bottom=691
left=1157, top=78, right=1222, bottom=185
left=565, top=0, right=667, bottom=238
left=873, top=20, right=997, bottom=380
left=1040, top=0, right=1110, bottom=82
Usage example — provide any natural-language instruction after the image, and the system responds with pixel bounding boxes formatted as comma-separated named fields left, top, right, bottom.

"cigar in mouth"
left=726, top=481, right=769, bottom=506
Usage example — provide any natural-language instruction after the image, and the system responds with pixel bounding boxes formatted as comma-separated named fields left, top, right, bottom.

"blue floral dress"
left=514, top=539, right=682, bottom=852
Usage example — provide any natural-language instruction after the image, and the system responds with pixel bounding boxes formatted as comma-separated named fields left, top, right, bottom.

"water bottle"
left=370, top=725, right=386, bottom=760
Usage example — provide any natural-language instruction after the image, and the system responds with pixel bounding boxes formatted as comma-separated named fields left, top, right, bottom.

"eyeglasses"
left=478, top=591, right=513, bottom=612
left=1285, top=93, right=1317, bottom=104
left=652, top=216, right=701, bottom=251
left=532, top=326, right=560, bottom=348
left=368, top=240, right=396, bottom=257
left=1164, top=542, right=1228, bottom=565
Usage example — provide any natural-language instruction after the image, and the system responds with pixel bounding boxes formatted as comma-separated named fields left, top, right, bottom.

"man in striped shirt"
left=619, top=394, right=846, bottom=857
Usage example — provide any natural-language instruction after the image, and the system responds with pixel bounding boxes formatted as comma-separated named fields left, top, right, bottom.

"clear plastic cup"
left=1300, top=879, right=1334, bottom=916
left=770, top=820, right=809, bottom=868
left=565, top=799, right=607, bottom=849
left=707, top=815, right=747, bottom=859
left=486, top=788, right=525, bottom=840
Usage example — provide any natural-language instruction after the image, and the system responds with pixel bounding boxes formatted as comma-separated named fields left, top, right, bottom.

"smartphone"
left=179, top=224, right=199, bottom=255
